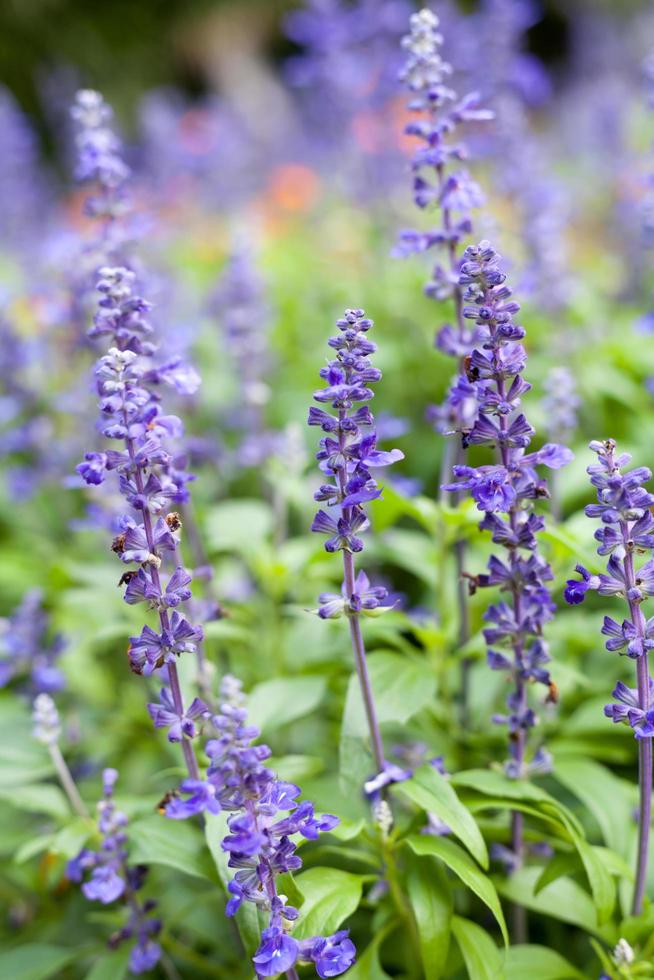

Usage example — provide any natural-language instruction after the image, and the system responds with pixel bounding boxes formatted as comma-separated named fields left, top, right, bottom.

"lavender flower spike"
left=164, top=676, right=356, bottom=979
left=396, top=8, right=492, bottom=430
left=309, top=308, right=402, bottom=790
left=396, top=9, right=492, bottom=719
left=76, top=267, right=203, bottom=782
left=67, top=769, right=162, bottom=973
left=443, top=242, right=573, bottom=885
left=565, top=439, right=654, bottom=915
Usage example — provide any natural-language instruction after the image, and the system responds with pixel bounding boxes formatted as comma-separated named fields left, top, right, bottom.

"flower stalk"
left=565, top=439, right=654, bottom=914
left=309, top=308, right=403, bottom=787
left=395, top=9, right=492, bottom=718
left=444, top=242, right=572, bottom=907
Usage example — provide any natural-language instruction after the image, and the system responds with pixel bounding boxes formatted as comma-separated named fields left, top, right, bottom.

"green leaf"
left=248, top=675, right=327, bottom=733
left=14, top=834, right=53, bottom=864
left=395, top=765, right=488, bottom=868
left=84, top=946, right=131, bottom=979
left=451, top=917, right=503, bottom=980
left=504, top=945, right=586, bottom=980
left=552, top=757, right=634, bottom=854
left=205, top=499, right=272, bottom=553
left=204, top=811, right=260, bottom=956
left=50, top=818, right=95, bottom=860
left=406, top=835, right=508, bottom=945
left=407, top=854, right=452, bottom=978
left=293, top=868, right=365, bottom=940
left=534, top=852, right=579, bottom=895
left=0, top=944, right=77, bottom=980
left=570, top=835, right=615, bottom=924
left=346, top=652, right=437, bottom=730
left=0, top=783, right=70, bottom=819
left=129, top=815, right=212, bottom=881
left=496, top=868, right=602, bottom=936
left=452, top=769, right=582, bottom=837
left=340, top=652, right=437, bottom=792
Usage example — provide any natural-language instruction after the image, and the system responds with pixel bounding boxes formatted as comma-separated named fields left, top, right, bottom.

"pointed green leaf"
left=406, top=854, right=452, bottom=978
left=504, top=945, right=586, bottom=979
left=0, top=944, right=77, bottom=980
left=395, top=765, right=488, bottom=868
left=248, top=675, right=327, bottom=733
left=293, top=868, right=365, bottom=940
left=406, top=835, right=508, bottom=944
left=129, top=814, right=213, bottom=881
left=451, top=917, right=503, bottom=980
left=496, top=868, right=602, bottom=936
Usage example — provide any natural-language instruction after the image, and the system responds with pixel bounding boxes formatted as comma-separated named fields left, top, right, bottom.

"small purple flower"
left=252, top=927, right=299, bottom=977
left=569, top=439, right=654, bottom=914
left=147, top=689, right=208, bottom=741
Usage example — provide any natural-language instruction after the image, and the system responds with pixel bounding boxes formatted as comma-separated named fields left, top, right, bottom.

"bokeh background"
left=4, top=0, right=654, bottom=977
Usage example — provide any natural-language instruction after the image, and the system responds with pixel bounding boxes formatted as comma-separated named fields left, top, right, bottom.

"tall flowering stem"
left=396, top=8, right=492, bottom=431
left=76, top=267, right=204, bottom=782
left=565, top=440, right=654, bottom=915
left=395, top=9, right=492, bottom=714
left=309, top=308, right=403, bottom=782
left=164, top=676, right=356, bottom=979
left=444, top=242, right=572, bottom=891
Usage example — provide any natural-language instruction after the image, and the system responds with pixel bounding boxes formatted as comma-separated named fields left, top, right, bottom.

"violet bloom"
left=565, top=439, right=654, bottom=915
left=68, top=89, right=138, bottom=342
left=443, top=242, right=573, bottom=873
left=165, top=676, right=356, bottom=979
left=76, top=266, right=203, bottom=781
left=67, top=769, right=162, bottom=974
left=309, top=308, right=402, bottom=791
left=0, top=590, right=66, bottom=695
left=395, top=8, right=492, bottom=435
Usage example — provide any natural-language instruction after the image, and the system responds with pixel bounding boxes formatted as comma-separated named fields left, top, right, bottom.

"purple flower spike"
left=396, top=9, right=493, bottom=435
left=309, top=308, right=402, bottom=784
left=67, top=769, right=162, bottom=972
left=442, top=241, right=572, bottom=875
left=163, top=675, right=354, bottom=978
left=571, top=439, right=654, bottom=916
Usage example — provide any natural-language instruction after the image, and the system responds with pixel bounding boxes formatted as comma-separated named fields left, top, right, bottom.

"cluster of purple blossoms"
left=71, top=89, right=129, bottom=222
left=444, top=242, right=573, bottom=786
left=164, top=676, right=356, bottom=979
left=394, top=8, right=492, bottom=435
left=76, top=265, right=203, bottom=778
left=67, top=769, right=162, bottom=974
left=309, top=308, right=403, bottom=569
left=309, top=308, right=402, bottom=787
left=565, top=440, right=654, bottom=915
left=564, top=441, right=654, bottom=739
left=68, top=89, right=140, bottom=340
left=0, top=589, right=66, bottom=695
